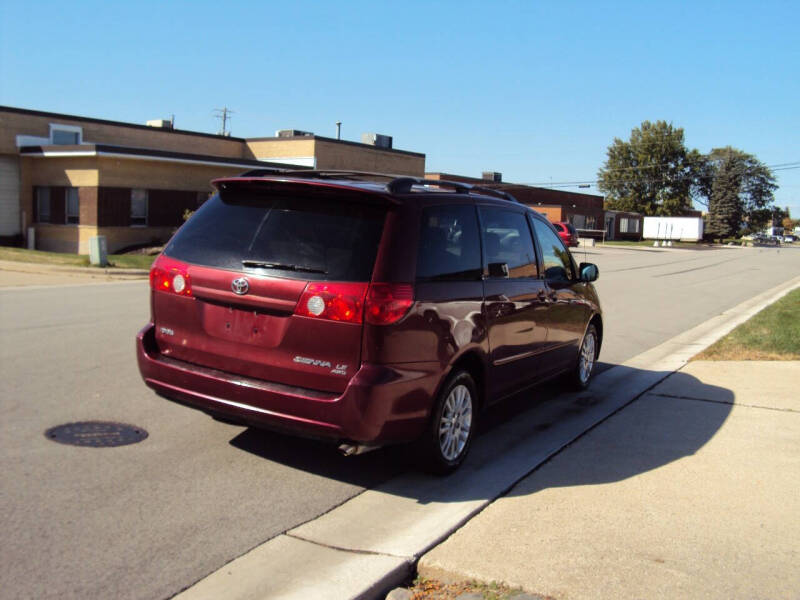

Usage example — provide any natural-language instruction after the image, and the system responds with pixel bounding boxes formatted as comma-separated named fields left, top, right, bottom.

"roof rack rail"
left=471, top=185, right=519, bottom=203
left=386, top=177, right=471, bottom=195
left=262, top=169, right=401, bottom=182
left=386, top=177, right=520, bottom=203
left=235, top=170, right=520, bottom=204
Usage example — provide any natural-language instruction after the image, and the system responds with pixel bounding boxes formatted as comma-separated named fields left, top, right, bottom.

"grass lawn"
left=694, top=288, right=800, bottom=360
left=0, top=246, right=156, bottom=270
left=406, top=577, right=529, bottom=600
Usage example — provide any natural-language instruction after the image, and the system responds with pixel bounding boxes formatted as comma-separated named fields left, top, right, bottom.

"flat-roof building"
left=0, top=106, right=425, bottom=253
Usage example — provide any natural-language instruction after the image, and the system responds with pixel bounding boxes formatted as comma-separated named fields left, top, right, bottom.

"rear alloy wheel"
left=570, top=324, right=598, bottom=390
left=418, top=371, right=477, bottom=475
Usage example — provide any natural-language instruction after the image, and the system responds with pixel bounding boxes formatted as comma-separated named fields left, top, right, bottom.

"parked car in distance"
left=751, top=233, right=780, bottom=246
left=552, top=221, right=579, bottom=247
left=781, top=234, right=796, bottom=243
left=136, top=172, right=602, bottom=473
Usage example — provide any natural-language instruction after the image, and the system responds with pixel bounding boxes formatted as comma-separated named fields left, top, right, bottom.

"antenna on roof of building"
left=213, top=107, right=234, bottom=136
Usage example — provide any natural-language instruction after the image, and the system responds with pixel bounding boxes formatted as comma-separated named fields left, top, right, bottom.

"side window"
left=531, top=218, right=575, bottom=281
left=416, top=204, right=481, bottom=281
left=36, top=187, right=51, bottom=223
left=479, top=207, right=538, bottom=279
left=131, top=189, right=148, bottom=226
left=66, top=188, right=79, bottom=224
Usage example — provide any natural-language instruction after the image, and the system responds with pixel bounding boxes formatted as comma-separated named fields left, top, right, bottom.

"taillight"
left=295, top=282, right=368, bottom=323
left=293, top=282, right=415, bottom=325
left=365, top=283, right=414, bottom=325
left=150, top=255, right=192, bottom=297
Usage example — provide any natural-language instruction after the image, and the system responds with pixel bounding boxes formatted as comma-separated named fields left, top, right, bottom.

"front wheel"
left=569, top=323, right=598, bottom=390
left=416, top=370, right=477, bottom=475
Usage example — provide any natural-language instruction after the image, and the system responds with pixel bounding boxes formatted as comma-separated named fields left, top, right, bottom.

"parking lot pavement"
left=418, top=361, right=800, bottom=599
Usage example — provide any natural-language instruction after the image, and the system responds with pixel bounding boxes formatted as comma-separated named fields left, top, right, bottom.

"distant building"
left=425, top=171, right=615, bottom=238
left=0, top=106, right=425, bottom=253
left=603, top=210, right=644, bottom=241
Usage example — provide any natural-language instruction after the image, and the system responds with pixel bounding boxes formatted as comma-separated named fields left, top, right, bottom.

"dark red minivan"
left=137, top=172, right=602, bottom=473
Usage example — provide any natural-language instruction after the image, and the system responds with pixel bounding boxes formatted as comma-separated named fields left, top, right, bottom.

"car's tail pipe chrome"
left=338, top=442, right=381, bottom=457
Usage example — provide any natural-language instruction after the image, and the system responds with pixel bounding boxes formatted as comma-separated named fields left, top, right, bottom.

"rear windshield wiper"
left=242, top=260, right=327, bottom=274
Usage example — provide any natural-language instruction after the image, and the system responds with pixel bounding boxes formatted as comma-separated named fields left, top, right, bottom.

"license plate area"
left=202, top=302, right=288, bottom=347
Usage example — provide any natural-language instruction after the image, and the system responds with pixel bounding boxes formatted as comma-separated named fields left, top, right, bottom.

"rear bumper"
left=136, top=323, right=439, bottom=443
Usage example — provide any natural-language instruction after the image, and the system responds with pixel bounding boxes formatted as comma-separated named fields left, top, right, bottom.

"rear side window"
left=164, top=191, right=385, bottom=282
left=531, top=218, right=575, bottom=281
left=416, top=205, right=481, bottom=281
left=479, top=207, right=538, bottom=278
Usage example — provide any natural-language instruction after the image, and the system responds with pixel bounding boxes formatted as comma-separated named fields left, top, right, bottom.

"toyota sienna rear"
left=137, top=173, right=603, bottom=473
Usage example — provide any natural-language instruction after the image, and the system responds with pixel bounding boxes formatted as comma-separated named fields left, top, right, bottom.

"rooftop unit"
left=276, top=129, right=313, bottom=138
left=361, top=133, right=393, bottom=149
left=146, top=119, right=174, bottom=130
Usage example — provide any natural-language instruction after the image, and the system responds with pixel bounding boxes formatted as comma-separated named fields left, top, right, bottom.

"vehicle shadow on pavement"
left=499, top=369, right=735, bottom=498
left=228, top=428, right=412, bottom=488
left=228, top=365, right=733, bottom=504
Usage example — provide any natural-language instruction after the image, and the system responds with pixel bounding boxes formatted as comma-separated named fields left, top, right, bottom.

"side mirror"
left=488, top=262, right=509, bottom=278
left=579, top=262, right=599, bottom=282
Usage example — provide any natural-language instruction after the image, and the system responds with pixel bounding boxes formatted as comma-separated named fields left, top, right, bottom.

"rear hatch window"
left=164, top=188, right=384, bottom=281
left=153, top=184, right=387, bottom=394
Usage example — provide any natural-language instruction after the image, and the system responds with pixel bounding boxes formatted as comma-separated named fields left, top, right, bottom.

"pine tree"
left=706, top=151, right=742, bottom=240
left=699, top=147, right=777, bottom=236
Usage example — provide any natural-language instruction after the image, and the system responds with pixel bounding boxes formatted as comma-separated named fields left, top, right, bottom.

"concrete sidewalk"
left=418, top=361, right=800, bottom=599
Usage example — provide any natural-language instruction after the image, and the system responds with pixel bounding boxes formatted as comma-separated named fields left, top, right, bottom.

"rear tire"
left=416, top=370, right=477, bottom=475
left=569, top=323, right=598, bottom=390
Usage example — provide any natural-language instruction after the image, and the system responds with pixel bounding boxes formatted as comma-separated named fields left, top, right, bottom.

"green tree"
left=598, top=120, right=701, bottom=216
left=700, top=147, right=777, bottom=235
left=705, top=153, right=742, bottom=240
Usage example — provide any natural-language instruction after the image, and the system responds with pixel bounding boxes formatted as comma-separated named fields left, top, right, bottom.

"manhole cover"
left=44, top=421, right=148, bottom=447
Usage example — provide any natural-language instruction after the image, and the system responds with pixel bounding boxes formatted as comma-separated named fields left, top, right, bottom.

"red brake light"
left=295, top=282, right=369, bottom=323
left=365, top=283, right=414, bottom=325
left=150, top=255, right=192, bottom=296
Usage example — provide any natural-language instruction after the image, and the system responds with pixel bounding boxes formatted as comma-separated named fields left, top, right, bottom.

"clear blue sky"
left=1, top=0, right=798, bottom=214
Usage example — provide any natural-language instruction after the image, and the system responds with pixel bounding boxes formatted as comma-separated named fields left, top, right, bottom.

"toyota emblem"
left=231, top=278, right=250, bottom=295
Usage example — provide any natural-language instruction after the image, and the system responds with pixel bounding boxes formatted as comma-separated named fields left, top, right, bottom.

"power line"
left=522, top=161, right=800, bottom=189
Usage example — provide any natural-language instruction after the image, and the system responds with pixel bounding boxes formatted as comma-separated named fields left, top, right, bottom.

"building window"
left=66, top=188, right=79, bottom=224
left=571, top=214, right=587, bottom=229
left=131, top=189, right=148, bottom=226
left=37, top=187, right=51, bottom=223
left=620, top=217, right=640, bottom=234
left=49, top=123, right=82, bottom=145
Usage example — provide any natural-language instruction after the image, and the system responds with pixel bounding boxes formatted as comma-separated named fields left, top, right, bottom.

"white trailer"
left=643, top=217, right=703, bottom=241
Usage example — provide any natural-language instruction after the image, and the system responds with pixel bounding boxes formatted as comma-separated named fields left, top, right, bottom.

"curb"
left=175, top=275, right=800, bottom=600
left=0, top=259, right=149, bottom=277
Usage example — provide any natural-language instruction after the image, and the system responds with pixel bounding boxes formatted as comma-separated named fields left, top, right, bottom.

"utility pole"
left=213, top=107, right=234, bottom=136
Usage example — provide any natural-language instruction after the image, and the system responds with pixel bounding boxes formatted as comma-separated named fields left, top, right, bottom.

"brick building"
left=0, top=106, right=425, bottom=253
left=426, top=172, right=610, bottom=236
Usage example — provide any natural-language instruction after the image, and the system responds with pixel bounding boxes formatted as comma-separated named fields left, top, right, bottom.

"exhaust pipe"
left=338, top=442, right=381, bottom=456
